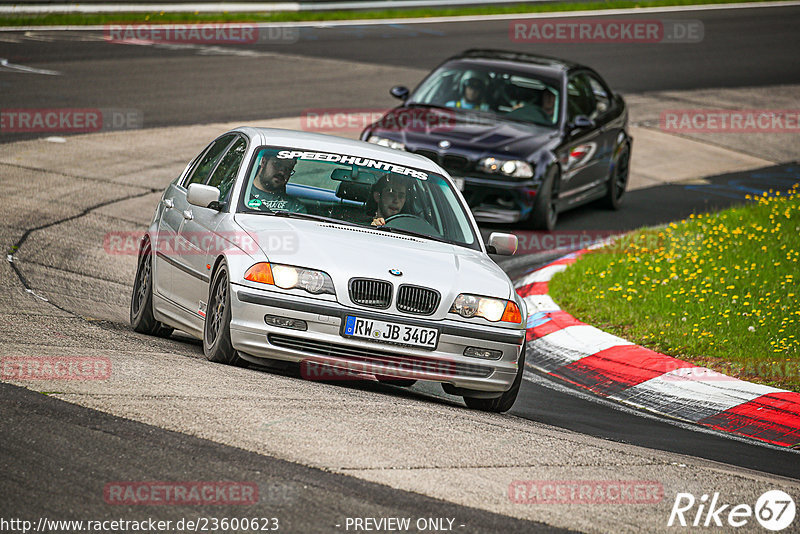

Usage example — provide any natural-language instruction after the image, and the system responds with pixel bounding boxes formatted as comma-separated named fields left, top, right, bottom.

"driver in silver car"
left=248, top=156, right=307, bottom=213
left=365, top=174, right=408, bottom=226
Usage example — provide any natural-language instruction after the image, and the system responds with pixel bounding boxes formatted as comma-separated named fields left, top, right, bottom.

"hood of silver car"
left=234, top=214, right=512, bottom=306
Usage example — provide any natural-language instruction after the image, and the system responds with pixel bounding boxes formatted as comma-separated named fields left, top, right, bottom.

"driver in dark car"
left=363, top=174, right=408, bottom=226
left=540, top=89, right=557, bottom=122
left=446, top=76, right=489, bottom=111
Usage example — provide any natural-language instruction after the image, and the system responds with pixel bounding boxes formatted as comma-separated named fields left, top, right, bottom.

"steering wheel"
left=384, top=213, right=441, bottom=237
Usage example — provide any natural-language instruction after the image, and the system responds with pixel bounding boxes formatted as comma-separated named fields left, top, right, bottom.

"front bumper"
left=228, top=284, right=525, bottom=393
left=456, top=174, right=540, bottom=224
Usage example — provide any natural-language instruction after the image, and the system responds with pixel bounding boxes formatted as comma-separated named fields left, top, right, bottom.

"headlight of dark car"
left=477, top=157, right=534, bottom=179
left=244, top=263, right=336, bottom=296
left=367, top=136, right=406, bottom=151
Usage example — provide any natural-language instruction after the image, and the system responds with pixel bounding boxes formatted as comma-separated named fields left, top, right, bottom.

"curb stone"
left=514, top=250, right=800, bottom=448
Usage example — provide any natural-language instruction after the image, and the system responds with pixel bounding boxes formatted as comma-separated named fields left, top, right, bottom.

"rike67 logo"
left=668, top=490, right=795, bottom=531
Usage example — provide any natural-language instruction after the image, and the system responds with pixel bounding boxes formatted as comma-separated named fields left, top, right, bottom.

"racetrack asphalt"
left=1, top=4, right=799, bottom=532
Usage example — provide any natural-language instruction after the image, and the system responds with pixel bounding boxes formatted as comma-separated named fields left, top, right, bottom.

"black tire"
left=130, top=239, right=173, bottom=337
left=528, top=167, right=559, bottom=231
left=203, top=263, right=246, bottom=366
left=604, top=143, right=630, bottom=210
left=463, top=341, right=526, bottom=413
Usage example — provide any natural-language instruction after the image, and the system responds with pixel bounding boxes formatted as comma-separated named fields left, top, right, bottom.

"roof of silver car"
left=231, top=127, right=445, bottom=174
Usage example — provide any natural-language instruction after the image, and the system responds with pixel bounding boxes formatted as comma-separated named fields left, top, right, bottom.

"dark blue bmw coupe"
left=361, top=49, right=632, bottom=230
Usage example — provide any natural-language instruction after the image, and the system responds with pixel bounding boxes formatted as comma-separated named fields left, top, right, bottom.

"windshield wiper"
left=405, top=103, right=456, bottom=112
left=371, top=224, right=452, bottom=245
left=268, top=210, right=360, bottom=227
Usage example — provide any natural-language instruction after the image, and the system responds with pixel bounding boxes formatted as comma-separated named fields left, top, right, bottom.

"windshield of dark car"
left=237, top=146, right=481, bottom=250
left=408, top=65, right=561, bottom=128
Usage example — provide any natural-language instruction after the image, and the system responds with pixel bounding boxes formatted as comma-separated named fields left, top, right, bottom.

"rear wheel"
left=203, top=263, right=246, bottom=366
left=130, top=239, right=173, bottom=337
left=463, top=341, right=526, bottom=413
left=604, top=143, right=630, bottom=209
left=527, top=167, right=559, bottom=230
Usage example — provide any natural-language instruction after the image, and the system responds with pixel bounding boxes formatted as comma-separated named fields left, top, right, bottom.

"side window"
left=586, top=74, right=611, bottom=117
left=182, top=134, right=235, bottom=188
left=566, top=75, right=594, bottom=123
left=208, top=137, right=247, bottom=202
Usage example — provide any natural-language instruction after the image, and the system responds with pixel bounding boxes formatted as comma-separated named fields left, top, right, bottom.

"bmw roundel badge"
left=389, top=268, right=403, bottom=276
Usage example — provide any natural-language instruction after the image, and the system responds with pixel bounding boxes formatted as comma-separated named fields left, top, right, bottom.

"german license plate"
left=343, top=316, right=438, bottom=349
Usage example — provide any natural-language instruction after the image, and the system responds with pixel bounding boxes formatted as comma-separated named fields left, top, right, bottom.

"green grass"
left=0, top=0, right=772, bottom=26
left=548, top=185, right=800, bottom=391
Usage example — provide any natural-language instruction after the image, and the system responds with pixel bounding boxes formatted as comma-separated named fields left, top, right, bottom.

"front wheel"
left=527, top=167, right=558, bottom=231
left=604, top=143, right=630, bottom=210
left=203, top=263, right=246, bottom=366
left=463, top=341, right=526, bottom=413
left=130, top=239, right=173, bottom=337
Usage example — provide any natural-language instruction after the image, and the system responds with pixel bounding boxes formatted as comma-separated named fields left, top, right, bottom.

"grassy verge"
left=548, top=184, right=800, bottom=392
left=0, top=0, right=773, bottom=26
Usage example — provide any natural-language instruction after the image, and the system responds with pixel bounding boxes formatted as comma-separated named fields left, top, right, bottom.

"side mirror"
left=487, top=232, right=518, bottom=256
left=569, top=115, right=595, bottom=132
left=390, top=86, right=410, bottom=101
left=187, top=183, right=221, bottom=209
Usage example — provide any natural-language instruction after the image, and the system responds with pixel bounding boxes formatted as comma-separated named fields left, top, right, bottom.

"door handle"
left=164, top=198, right=174, bottom=209
left=182, top=210, right=193, bottom=220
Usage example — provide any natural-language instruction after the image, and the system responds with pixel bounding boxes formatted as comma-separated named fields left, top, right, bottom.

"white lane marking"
left=514, top=263, right=568, bottom=288
left=23, top=30, right=107, bottom=42
left=522, top=294, right=560, bottom=314
left=521, top=370, right=799, bottom=453
left=45, top=137, right=67, bottom=143
left=25, top=288, right=49, bottom=302
left=0, top=58, right=61, bottom=75
left=535, top=324, right=633, bottom=357
left=611, top=369, right=781, bottom=422
left=21, top=31, right=55, bottom=42
left=111, top=39, right=277, bottom=58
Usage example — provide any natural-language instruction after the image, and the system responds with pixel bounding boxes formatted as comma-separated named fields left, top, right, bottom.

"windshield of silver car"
left=237, top=147, right=480, bottom=250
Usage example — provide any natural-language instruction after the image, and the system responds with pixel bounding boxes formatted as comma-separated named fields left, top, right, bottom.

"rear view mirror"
left=487, top=232, right=518, bottom=256
left=390, top=86, right=410, bottom=101
left=569, top=115, right=595, bottom=132
left=187, top=183, right=221, bottom=209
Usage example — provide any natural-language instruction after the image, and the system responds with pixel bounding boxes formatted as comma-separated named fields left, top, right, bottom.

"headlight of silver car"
left=477, top=157, right=533, bottom=179
left=244, top=263, right=335, bottom=296
left=450, top=294, right=522, bottom=324
left=367, top=135, right=406, bottom=151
